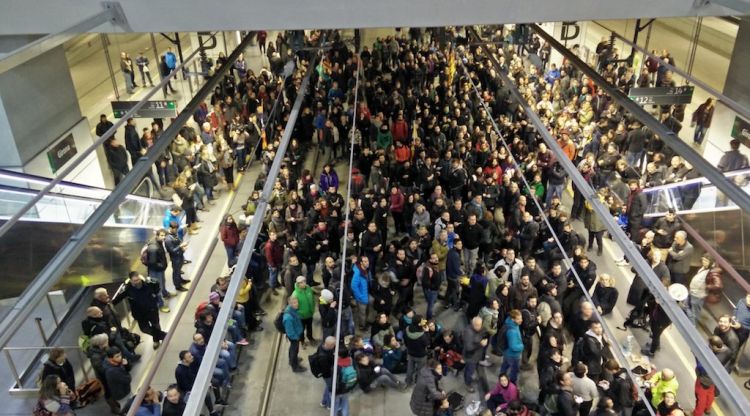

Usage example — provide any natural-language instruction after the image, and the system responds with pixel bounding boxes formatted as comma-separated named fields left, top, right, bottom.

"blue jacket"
left=283, top=305, right=304, bottom=341
left=382, top=346, right=404, bottom=372
left=502, top=317, right=524, bottom=359
left=162, top=209, right=185, bottom=239
left=351, top=265, right=369, bottom=304
left=446, top=249, right=463, bottom=279
left=135, top=403, right=161, bottom=416
left=320, top=171, right=339, bottom=192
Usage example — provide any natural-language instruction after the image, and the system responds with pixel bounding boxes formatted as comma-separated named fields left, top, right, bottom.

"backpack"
left=308, top=350, right=328, bottom=378
left=571, top=337, right=586, bottom=367
left=338, top=364, right=358, bottom=392
left=139, top=242, right=150, bottom=266
left=274, top=311, right=286, bottom=334
left=543, top=391, right=560, bottom=414
left=496, top=324, right=508, bottom=352
left=78, top=334, right=91, bottom=353
left=76, top=379, right=103, bottom=407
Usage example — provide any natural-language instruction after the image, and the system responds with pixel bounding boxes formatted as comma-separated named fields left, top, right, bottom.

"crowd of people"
left=36, top=25, right=750, bottom=416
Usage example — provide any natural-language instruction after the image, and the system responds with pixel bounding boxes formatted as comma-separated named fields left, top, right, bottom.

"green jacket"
left=292, top=283, right=315, bottom=319
left=376, top=131, right=393, bottom=149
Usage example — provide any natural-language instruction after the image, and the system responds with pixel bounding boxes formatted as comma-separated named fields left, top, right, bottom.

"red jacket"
left=264, top=240, right=284, bottom=268
left=220, top=224, right=240, bottom=247
left=389, top=191, right=405, bottom=213
left=394, top=145, right=411, bottom=163
left=391, top=120, right=409, bottom=143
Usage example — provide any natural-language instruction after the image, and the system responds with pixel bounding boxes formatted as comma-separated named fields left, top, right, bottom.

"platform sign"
left=47, top=133, right=77, bottom=174
left=111, top=100, right=178, bottom=119
left=731, top=115, right=750, bottom=149
left=627, top=86, right=694, bottom=106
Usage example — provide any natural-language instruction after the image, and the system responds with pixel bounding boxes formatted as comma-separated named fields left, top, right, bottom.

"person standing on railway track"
left=283, top=296, right=307, bottom=373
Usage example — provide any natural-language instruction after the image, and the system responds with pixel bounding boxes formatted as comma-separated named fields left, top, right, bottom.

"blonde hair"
left=599, top=273, right=615, bottom=287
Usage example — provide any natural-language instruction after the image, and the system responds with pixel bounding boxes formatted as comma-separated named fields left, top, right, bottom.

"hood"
left=480, top=306, right=498, bottom=318
left=406, top=325, right=425, bottom=340
left=503, top=316, right=519, bottom=329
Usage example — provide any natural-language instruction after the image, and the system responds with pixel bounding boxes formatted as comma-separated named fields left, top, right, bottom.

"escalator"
left=0, top=169, right=175, bottom=302
left=639, top=167, right=750, bottom=280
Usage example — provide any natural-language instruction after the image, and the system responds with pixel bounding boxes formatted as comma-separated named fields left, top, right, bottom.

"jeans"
left=301, top=317, right=314, bottom=341
left=464, top=361, right=477, bottom=386
left=333, top=393, right=350, bottom=416
left=500, top=356, right=520, bottom=384
left=225, top=245, right=237, bottom=267
left=322, top=377, right=332, bottom=408
left=289, top=339, right=300, bottom=369
left=268, top=266, right=279, bottom=289
left=424, top=289, right=439, bottom=320
left=446, top=277, right=459, bottom=307
left=626, top=150, right=645, bottom=169
left=170, top=256, right=184, bottom=288
left=123, top=72, right=134, bottom=92
left=235, top=147, right=247, bottom=169
left=546, top=184, right=564, bottom=207
left=405, top=354, right=426, bottom=384
left=694, top=125, right=708, bottom=144
left=341, top=306, right=355, bottom=337
left=463, top=248, right=479, bottom=275
left=147, top=269, right=167, bottom=307
left=223, top=342, right=237, bottom=368
left=355, top=301, right=369, bottom=329
left=369, top=367, right=400, bottom=389
left=689, top=295, right=705, bottom=324
left=227, top=322, right=243, bottom=343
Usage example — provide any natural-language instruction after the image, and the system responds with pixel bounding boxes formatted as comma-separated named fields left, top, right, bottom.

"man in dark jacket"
left=518, top=212, right=539, bottom=257
left=446, top=239, right=464, bottom=310
left=165, top=221, right=190, bottom=292
left=146, top=228, right=171, bottom=312
left=409, top=359, right=447, bottom=416
left=316, top=336, right=337, bottom=409
left=113, top=272, right=166, bottom=349
left=96, top=114, right=114, bottom=137
left=104, top=137, right=130, bottom=185
left=404, top=314, right=430, bottom=386
left=124, top=117, right=145, bottom=167
left=581, top=320, right=610, bottom=382
left=173, top=353, right=222, bottom=416
left=103, top=347, right=132, bottom=409
left=463, top=316, right=489, bottom=393
left=624, top=179, right=647, bottom=243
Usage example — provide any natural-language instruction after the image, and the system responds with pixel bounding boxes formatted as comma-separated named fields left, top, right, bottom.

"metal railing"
left=4, top=345, right=92, bottom=395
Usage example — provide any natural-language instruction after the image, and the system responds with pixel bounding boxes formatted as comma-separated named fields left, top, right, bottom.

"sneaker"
left=478, top=360, right=492, bottom=367
left=292, top=366, right=307, bottom=373
left=640, top=348, right=655, bottom=357
left=153, top=341, right=161, bottom=349
left=237, top=339, right=250, bottom=346
left=176, top=286, right=189, bottom=292
left=159, top=306, right=171, bottom=313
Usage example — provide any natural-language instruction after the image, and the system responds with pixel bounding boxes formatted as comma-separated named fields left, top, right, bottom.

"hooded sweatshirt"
left=292, top=283, right=315, bottom=319
left=404, top=324, right=430, bottom=357
left=502, top=316, right=524, bottom=359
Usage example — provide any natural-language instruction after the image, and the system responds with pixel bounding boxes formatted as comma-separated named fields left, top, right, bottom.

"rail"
left=181, top=37, right=326, bottom=416
left=4, top=345, right=92, bottom=395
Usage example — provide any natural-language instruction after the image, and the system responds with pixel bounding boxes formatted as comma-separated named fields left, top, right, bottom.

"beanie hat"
left=209, top=292, right=220, bottom=302
left=321, top=289, right=334, bottom=303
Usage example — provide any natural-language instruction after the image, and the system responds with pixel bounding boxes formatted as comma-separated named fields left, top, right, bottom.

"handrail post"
left=45, top=293, right=59, bottom=327
left=3, top=350, right=22, bottom=389
left=34, top=318, right=48, bottom=346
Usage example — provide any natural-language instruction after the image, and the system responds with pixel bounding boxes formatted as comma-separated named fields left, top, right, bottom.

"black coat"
left=103, top=360, right=131, bottom=401
left=113, top=280, right=161, bottom=318
left=146, top=240, right=168, bottom=271
left=41, top=359, right=75, bottom=391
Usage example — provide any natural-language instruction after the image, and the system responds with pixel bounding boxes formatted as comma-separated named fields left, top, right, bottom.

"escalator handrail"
left=640, top=167, right=750, bottom=194
left=0, top=169, right=171, bottom=205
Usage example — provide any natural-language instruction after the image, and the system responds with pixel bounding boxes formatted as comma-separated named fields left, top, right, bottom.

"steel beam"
left=530, top=23, right=750, bottom=215
left=0, top=2, right=129, bottom=74
left=182, top=49, right=320, bottom=416
left=468, top=27, right=750, bottom=416
left=0, top=32, right=245, bottom=352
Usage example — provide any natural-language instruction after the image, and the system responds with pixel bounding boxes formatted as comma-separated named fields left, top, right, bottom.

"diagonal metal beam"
left=182, top=43, right=323, bottom=416
left=467, top=27, right=750, bottom=416
left=530, top=23, right=750, bottom=215
left=0, top=33, right=251, bottom=352
left=0, top=2, right=129, bottom=74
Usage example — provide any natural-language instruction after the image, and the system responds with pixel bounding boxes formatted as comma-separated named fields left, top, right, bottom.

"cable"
left=329, top=53, right=361, bottom=416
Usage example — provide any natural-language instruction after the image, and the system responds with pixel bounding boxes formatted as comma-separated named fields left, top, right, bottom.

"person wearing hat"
left=292, top=275, right=316, bottom=347
left=282, top=296, right=306, bottom=373
left=318, top=289, right=338, bottom=340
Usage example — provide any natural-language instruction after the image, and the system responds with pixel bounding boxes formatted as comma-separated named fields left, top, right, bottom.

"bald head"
left=661, top=368, right=674, bottom=380
left=471, top=316, right=483, bottom=330
left=324, top=336, right=336, bottom=349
